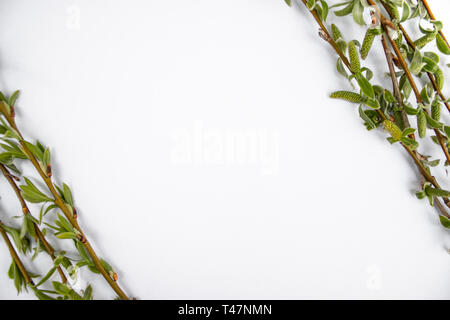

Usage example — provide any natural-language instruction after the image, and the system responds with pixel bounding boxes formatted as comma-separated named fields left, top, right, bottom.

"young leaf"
left=8, top=90, right=20, bottom=107
left=355, top=73, right=374, bottom=99
left=62, top=183, right=74, bottom=207
left=334, top=0, right=354, bottom=16
left=439, top=215, right=450, bottom=229
left=436, top=33, right=450, bottom=55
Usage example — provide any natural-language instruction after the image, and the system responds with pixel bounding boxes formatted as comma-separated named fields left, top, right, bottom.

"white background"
left=0, top=0, right=449, bottom=299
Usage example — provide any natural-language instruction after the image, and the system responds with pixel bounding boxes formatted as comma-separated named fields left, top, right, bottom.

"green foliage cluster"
left=285, top=0, right=450, bottom=229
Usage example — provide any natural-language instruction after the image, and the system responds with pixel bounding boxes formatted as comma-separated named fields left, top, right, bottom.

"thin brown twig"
left=0, top=220, right=34, bottom=285
left=0, top=164, right=67, bottom=283
left=380, top=33, right=414, bottom=138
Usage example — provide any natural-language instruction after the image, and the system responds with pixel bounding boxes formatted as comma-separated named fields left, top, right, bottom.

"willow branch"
left=3, top=116, right=129, bottom=300
left=0, top=164, right=67, bottom=283
left=379, top=0, right=450, bottom=114
left=369, top=0, right=450, bottom=165
left=299, top=0, right=447, bottom=206
left=0, top=220, right=34, bottom=285
left=380, top=33, right=413, bottom=137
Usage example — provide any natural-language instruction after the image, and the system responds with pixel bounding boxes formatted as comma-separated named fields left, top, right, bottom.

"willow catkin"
left=417, top=110, right=427, bottom=138
left=330, top=91, right=366, bottom=103
left=395, top=28, right=403, bottom=48
left=331, top=24, right=342, bottom=41
left=360, top=29, right=376, bottom=60
left=435, top=68, right=444, bottom=91
left=383, top=119, right=403, bottom=141
left=431, top=101, right=441, bottom=121
left=414, top=32, right=437, bottom=49
left=348, top=41, right=360, bottom=73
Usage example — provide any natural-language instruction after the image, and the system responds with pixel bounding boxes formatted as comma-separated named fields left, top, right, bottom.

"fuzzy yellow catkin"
left=431, top=101, right=441, bottom=121
left=383, top=120, right=403, bottom=141
left=435, top=68, right=444, bottom=91
left=361, top=29, right=376, bottom=60
left=414, top=33, right=437, bottom=49
left=417, top=110, right=427, bottom=138
left=331, top=24, right=342, bottom=40
left=330, top=91, right=366, bottom=103
left=348, top=41, right=360, bottom=73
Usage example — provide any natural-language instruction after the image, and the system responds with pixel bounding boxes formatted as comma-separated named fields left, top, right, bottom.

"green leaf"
left=364, top=98, right=380, bottom=109
left=352, top=0, right=364, bottom=25
left=13, top=262, right=23, bottom=294
left=20, top=178, right=53, bottom=203
left=334, top=0, right=354, bottom=16
left=8, top=90, right=20, bottom=107
left=83, top=285, right=93, bottom=300
left=62, top=183, right=74, bottom=206
left=400, top=137, right=419, bottom=150
left=355, top=73, right=374, bottom=99
left=444, top=126, right=450, bottom=137
left=424, top=51, right=440, bottom=64
left=400, top=1, right=411, bottom=22
left=336, top=58, right=348, bottom=78
left=43, top=148, right=51, bottom=169
left=56, top=213, right=73, bottom=232
left=3, top=226, right=24, bottom=254
left=76, top=241, right=90, bottom=261
left=35, top=267, right=57, bottom=287
left=402, top=128, right=416, bottom=137
left=23, top=141, right=44, bottom=161
left=306, top=0, right=316, bottom=10
left=31, top=287, right=55, bottom=300
left=436, top=33, right=450, bottom=55
left=319, top=0, right=329, bottom=21
left=8, top=261, right=14, bottom=279
left=425, top=186, right=450, bottom=198
left=409, top=49, right=425, bottom=75
left=439, top=215, right=450, bottom=229
left=424, top=112, right=443, bottom=129
left=358, top=105, right=376, bottom=130
left=283, top=0, right=292, bottom=6
left=55, top=232, right=77, bottom=240
left=100, top=259, right=113, bottom=273
left=52, top=281, right=71, bottom=295
left=20, top=214, right=36, bottom=239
